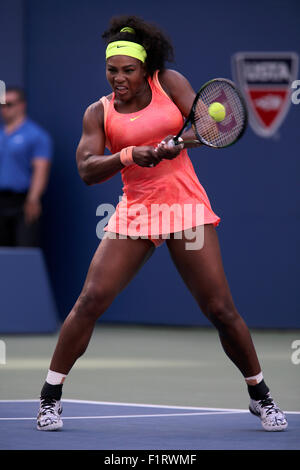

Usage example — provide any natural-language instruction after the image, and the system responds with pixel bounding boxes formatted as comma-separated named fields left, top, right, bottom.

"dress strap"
left=99, top=96, right=112, bottom=151
left=100, top=96, right=110, bottom=126
left=150, top=70, right=172, bottom=101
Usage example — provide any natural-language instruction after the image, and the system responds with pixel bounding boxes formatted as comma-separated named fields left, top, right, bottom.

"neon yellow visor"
left=106, top=41, right=147, bottom=63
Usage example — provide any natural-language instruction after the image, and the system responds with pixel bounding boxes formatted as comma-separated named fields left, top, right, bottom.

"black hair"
left=102, top=15, right=174, bottom=76
left=6, top=86, right=26, bottom=102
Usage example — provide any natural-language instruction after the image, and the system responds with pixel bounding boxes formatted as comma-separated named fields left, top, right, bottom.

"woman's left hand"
left=155, top=135, right=184, bottom=160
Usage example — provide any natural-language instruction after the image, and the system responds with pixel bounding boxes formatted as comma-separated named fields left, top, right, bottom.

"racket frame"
left=173, top=78, right=248, bottom=149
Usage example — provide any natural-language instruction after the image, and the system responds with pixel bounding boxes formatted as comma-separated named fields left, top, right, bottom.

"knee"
left=74, top=284, right=115, bottom=321
left=202, top=297, right=240, bottom=330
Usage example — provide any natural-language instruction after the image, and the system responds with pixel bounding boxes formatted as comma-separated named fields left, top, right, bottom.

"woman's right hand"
left=132, top=146, right=162, bottom=168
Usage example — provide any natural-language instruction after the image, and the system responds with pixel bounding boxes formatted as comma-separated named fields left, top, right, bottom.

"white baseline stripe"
left=0, top=399, right=299, bottom=414
left=0, top=399, right=248, bottom=413
left=65, top=399, right=249, bottom=413
left=0, top=400, right=39, bottom=403
left=0, top=358, right=202, bottom=370
left=0, top=411, right=242, bottom=421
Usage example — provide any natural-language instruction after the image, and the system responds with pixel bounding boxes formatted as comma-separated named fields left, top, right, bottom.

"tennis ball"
left=208, top=102, right=226, bottom=122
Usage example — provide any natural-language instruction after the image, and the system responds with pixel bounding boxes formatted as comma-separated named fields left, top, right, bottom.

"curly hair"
left=102, top=15, right=174, bottom=76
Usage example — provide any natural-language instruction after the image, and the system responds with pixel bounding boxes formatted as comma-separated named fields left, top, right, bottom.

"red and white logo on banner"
left=232, top=52, right=298, bottom=137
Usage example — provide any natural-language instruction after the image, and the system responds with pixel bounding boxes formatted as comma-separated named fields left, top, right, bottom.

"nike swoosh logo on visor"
left=130, top=116, right=141, bottom=122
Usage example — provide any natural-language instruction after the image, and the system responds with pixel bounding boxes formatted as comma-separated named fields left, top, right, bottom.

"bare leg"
left=166, top=225, right=261, bottom=377
left=49, top=234, right=155, bottom=374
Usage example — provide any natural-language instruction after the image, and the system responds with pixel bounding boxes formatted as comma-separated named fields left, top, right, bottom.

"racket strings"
left=194, top=81, right=247, bottom=147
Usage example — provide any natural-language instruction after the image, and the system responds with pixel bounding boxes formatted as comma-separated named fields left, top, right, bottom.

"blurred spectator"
left=0, top=87, right=52, bottom=247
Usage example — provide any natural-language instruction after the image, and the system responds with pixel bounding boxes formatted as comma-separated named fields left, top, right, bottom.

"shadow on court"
left=0, top=400, right=299, bottom=450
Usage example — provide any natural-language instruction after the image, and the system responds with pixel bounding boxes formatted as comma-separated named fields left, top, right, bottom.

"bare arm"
left=24, top=158, right=51, bottom=224
left=27, top=158, right=51, bottom=201
left=77, top=100, right=167, bottom=179
left=76, top=101, right=124, bottom=185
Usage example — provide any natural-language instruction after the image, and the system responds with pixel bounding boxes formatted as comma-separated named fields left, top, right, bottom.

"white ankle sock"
left=245, top=371, right=263, bottom=385
left=46, top=369, right=67, bottom=385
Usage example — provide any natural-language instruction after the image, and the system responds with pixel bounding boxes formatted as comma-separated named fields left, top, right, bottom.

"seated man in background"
left=0, top=87, right=52, bottom=247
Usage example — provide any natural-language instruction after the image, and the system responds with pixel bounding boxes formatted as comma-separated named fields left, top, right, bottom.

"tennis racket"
left=167, top=78, right=248, bottom=149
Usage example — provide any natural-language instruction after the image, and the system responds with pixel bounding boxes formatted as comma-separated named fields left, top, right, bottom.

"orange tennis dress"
left=100, top=71, right=220, bottom=247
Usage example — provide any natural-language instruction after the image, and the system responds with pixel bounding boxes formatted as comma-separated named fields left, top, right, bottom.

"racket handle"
left=168, top=136, right=183, bottom=148
left=150, top=137, right=184, bottom=167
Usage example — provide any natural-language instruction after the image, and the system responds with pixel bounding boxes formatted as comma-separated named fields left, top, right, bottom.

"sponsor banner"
left=232, top=52, right=299, bottom=137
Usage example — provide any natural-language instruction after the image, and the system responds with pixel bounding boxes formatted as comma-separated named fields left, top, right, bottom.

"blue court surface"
left=0, top=399, right=299, bottom=450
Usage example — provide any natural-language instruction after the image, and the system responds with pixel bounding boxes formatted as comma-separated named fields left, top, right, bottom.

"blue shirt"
left=0, top=118, right=53, bottom=192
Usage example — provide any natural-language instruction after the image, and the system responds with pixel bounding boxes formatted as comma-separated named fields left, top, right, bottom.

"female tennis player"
left=37, top=16, right=287, bottom=432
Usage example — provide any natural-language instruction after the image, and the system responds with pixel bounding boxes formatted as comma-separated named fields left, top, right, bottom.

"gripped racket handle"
left=149, top=137, right=183, bottom=167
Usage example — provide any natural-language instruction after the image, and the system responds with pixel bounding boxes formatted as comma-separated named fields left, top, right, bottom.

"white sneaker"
left=37, top=397, right=63, bottom=431
left=249, top=393, right=288, bottom=431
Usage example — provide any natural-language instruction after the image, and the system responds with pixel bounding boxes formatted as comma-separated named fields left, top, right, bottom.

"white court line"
left=0, top=411, right=244, bottom=421
left=0, top=357, right=204, bottom=370
left=0, top=399, right=248, bottom=413
left=65, top=399, right=249, bottom=412
left=0, top=399, right=299, bottom=414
